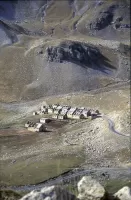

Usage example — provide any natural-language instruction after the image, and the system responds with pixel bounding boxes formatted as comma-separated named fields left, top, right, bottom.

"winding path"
left=101, top=114, right=130, bottom=138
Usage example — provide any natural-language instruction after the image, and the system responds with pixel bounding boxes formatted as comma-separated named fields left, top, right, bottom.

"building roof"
left=59, top=113, right=67, bottom=116
left=61, top=111, right=68, bottom=115
left=35, top=123, right=43, bottom=129
left=67, top=107, right=77, bottom=114
left=40, top=118, right=49, bottom=120
left=52, top=104, right=59, bottom=108
left=82, top=109, right=89, bottom=114
left=70, top=107, right=77, bottom=111
left=80, top=107, right=85, bottom=110
left=56, top=105, right=63, bottom=110
left=48, top=107, right=53, bottom=110
left=61, top=107, right=68, bottom=112
left=62, top=106, right=70, bottom=109
left=73, top=109, right=83, bottom=115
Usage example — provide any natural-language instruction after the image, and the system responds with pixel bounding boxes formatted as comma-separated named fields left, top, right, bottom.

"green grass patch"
left=0, top=190, right=22, bottom=200
left=104, top=179, right=131, bottom=194
left=0, top=151, right=85, bottom=186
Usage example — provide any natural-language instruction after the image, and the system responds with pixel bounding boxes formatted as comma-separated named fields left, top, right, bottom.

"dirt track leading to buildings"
left=0, top=86, right=130, bottom=188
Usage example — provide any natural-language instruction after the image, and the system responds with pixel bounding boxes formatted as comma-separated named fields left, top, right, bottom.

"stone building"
left=40, top=118, right=50, bottom=124
left=40, top=106, right=48, bottom=114
left=28, top=123, right=46, bottom=132
left=67, top=107, right=77, bottom=119
left=52, top=114, right=58, bottom=119
left=57, top=114, right=67, bottom=120
left=48, top=108, right=54, bottom=114
left=81, top=109, right=91, bottom=118
left=52, top=104, right=59, bottom=109
left=72, top=109, right=83, bottom=119
left=60, top=105, right=70, bottom=115
left=25, top=121, right=36, bottom=128
left=54, top=105, right=63, bottom=114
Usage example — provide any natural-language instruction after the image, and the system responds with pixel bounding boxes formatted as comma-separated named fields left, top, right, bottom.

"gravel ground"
left=0, top=86, right=130, bottom=187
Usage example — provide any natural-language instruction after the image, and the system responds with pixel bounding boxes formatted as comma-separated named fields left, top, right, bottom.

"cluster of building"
left=33, top=104, right=100, bottom=120
left=25, top=121, right=47, bottom=132
left=25, top=104, right=100, bottom=132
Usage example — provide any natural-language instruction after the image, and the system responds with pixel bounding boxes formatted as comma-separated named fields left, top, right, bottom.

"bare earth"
left=0, top=86, right=130, bottom=187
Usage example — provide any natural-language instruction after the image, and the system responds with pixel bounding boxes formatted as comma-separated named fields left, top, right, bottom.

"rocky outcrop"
left=88, top=5, right=119, bottom=31
left=88, top=11, right=113, bottom=31
left=19, top=176, right=131, bottom=200
left=46, top=41, right=116, bottom=73
left=46, top=41, right=101, bottom=65
left=77, top=176, right=107, bottom=200
left=20, top=185, right=78, bottom=200
left=0, top=0, right=130, bottom=40
left=114, top=186, right=131, bottom=200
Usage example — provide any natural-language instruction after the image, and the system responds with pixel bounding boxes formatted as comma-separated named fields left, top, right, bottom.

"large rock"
left=88, top=11, right=113, bottom=31
left=77, top=176, right=107, bottom=200
left=20, top=185, right=78, bottom=200
left=114, top=186, right=131, bottom=200
left=46, top=41, right=101, bottom=65
left=87, top=5, right=118, bottom=31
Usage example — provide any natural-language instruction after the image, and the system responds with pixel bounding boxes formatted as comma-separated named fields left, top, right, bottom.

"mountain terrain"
left=0, top=0, right=130, bottom=198
left=0, top=0, right=130, bottom=102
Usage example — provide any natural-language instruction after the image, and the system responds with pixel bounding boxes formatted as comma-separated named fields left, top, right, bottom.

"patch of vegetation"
left=0, top=190, right=22, bottom=200
left=65, top=184, right=78, bottom=197
left=0, top=150, right=85, bottom=186
left=105, top=179, right=131, bottom=194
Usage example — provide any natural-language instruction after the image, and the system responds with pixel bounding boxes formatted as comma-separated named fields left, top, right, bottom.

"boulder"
left=114, top=186, right=131, bottom=200
left=46, top=41, right=101, bottom=66
left=77, top=176, right=107, bottom=200
left=88, top=11, right=113, bottom=31
left=20, top=185, right=78, bottom=200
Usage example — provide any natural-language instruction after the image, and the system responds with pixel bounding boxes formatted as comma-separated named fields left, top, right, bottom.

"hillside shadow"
left=0, top=1, right=16, bottom=20
left=66, top=53, right=116, bottom=74
left=47, top=42, right=117, bottom=75
left=64, top=45, right=116, bottom=74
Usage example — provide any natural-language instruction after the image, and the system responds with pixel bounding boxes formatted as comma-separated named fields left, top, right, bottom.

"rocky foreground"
left=18, top=176, right=131, bottom=200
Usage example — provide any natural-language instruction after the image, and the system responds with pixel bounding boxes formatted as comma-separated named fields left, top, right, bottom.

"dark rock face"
left=47, top=42, right=101, bottom=65
left=89, top=11, right=113, bottom=31
left=46, top=41, right=116, bottom=73
left=87, top=5, right=118, bottom=31
left=0, top=0, right=130, bottom=41
left=83, top=2, right=130, bottom=39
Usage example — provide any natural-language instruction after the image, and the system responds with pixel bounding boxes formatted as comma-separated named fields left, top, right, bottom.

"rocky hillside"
left=0, top=0, right=130, bottom=41
left=0, top=0, right=130, bottom=102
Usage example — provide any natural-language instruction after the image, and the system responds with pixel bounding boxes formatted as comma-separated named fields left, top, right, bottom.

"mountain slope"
left=0, top=0, right=130, bottom=102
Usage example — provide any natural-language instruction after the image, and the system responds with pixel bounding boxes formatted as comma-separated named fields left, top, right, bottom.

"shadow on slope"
left=0, top=0, right=49, bottom=22
left=46, top=41, right=116, bottom=74
left=0, top=20, right=46, bottom=46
